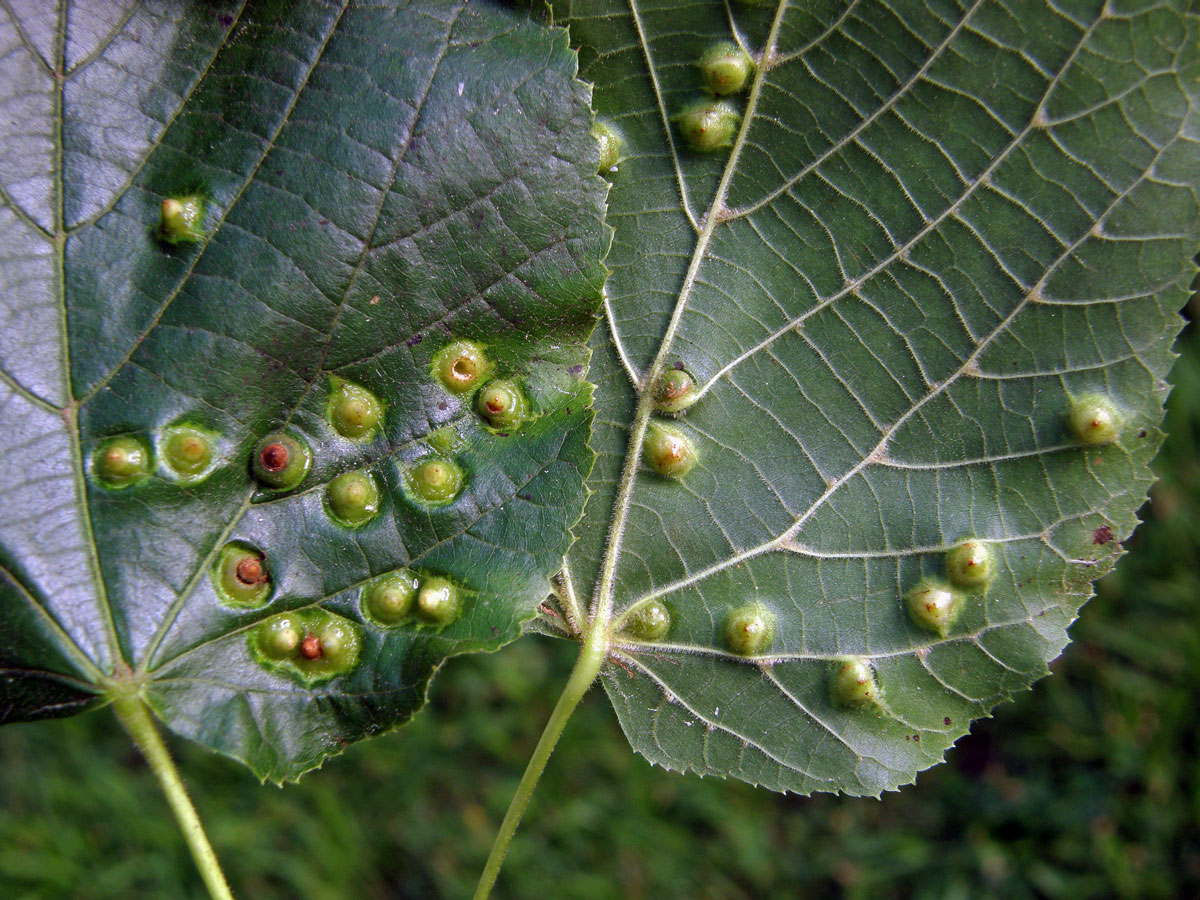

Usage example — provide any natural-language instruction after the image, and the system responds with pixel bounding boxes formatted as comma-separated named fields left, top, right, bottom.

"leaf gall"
left=93, top=436, right=151, bottom=489
left=160, top=424, right=217, bottom=482
left=416, top=576, right=462, bottom=626
left=699, top=41, right=754, bottom=95
left=620, top=598, right=671, bottom=641
left=212, top=543, right=272, bottom=608
left=1068, top=394, right=1122, bottom=445
left=405, top=456, right=464, bottom=504
left=644, top=421, right=696, bottom=478
left=432, top=340, right=491, bottom=393
left=325, top=469, right=381, bottom=527
left=158, top=195, right=205, bottom=244
left=904, top=578, right=963, bottom=636
left=724, top=604, right=773, bottom=655
left=592, top=120, right=623, bottom=173
left=676, top=99, right=740, bottom=152
left=327, top=377, right=383, bottom=440
left=251, top=432, right=311, bottom=490
left=830, top=657, right=880, bottom=708
left=944, top=539, right=995, bottom=590
left=651, top=367, right=699, bottom=414
left=362, top=570, right=420, bottom=625
left=476, top=379, right=528, bottom=430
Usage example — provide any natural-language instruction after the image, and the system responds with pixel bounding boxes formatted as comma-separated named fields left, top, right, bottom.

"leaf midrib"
left=587, top=0, right=792, bottom=625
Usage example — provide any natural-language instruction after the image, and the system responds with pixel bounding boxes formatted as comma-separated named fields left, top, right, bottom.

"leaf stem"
left=473, top=623, right=609, bottom=900
left=111, top=692, right=236, bottom=900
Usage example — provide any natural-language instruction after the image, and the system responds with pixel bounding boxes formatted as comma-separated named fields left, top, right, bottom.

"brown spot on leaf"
left=300, top=633, right=323, bottom=660
left=1092, top=525, right=1114, bottom=545
left=260, top=442, right=289, bottom=472
left=235, top=556, right=267, bottom=585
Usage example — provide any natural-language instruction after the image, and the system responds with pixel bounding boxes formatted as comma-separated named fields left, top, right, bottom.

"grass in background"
left=4, top=317, right=1199, bottom=900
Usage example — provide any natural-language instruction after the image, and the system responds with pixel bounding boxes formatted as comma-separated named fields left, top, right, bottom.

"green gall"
left=256, top=614, right=302, bottom=660
left=362, top=570, right=420, bottom=625
left=158, top=195, right=205, bottom=244
left=93, top=436, right=151, bottom=489
left=405, top=456, right=464, bottom=505
left=944, top=539, right=995, bottom=590
left=644, top=421, right=696, bottom=478
left=651, top=367, right=699, bottom=414
left=676, top=99, right=740, bottom=152
left=250, top=609, right=362, bottom=685
left=432, top=340, right=491, bottom=394
left=699, top=41, right=754, bottom=95
left=160, top=424, right=217, bottom=481
left=251, top=432, right=311, bottom=490
left=476, top=379, right=528, bottom=430
left=327, top=377, right=382, bottom=440
left=325, top=470, right=381, bottom=527
left=426, top=425, right=463, bottom=457
left=830, top=657, right=880, bottom=708
left=212, top=543, right=271, bottom=608
left=904, top=578, right=964, bottom=636
left=620, top=598, right=671, bottom=641
left=592, top=120, right=623, bottom=173
left=1068, top=394, right=1122, bottom=446
left=724, top=604, right=773, bottom=656
left=416, top=576, right=462, bottom=626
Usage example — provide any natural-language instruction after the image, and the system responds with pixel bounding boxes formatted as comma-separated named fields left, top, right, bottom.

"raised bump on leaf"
left=251, top=433, right=311, bottom=490
left=724, top=604, right=773, bottom=655
left=904, top=578, right=964, bottom=636
left=325, top=469, right=381, bottom=527
left=432, top=340, right=491, bottom=394
left=651, top=366, right=699, bottom=414
left=619, top=598, right=671, bottom=641
left=699, top=41, right=754, bottom=95
left=675, top=99, right=740, bottom=152
left=158, top=195, right=205, bottom=244
left=830, top=657, right=880, bottom=708
left=255, top=614, right=302, bottom=660
left=476, top=379, right=528, bottom=430
left=160, top=423, right=217, bottom=482
left=362, top=570, right=420, bottom=625
left=643, top=421, right=696, bottom=478
left=944, top=539, right=995, bottom=590
left=93, top=435, right=151, bottom=489
left=1068, top=393, right=1123, bottom=446
left=249, top=609, right=362, bottom=685
left=416, top=576, right=462, bottom=625
left=327, top=377, right=383, bottom=440
left=212, top=542, right=271, bottom=608
left=404, top=456, right=464, bottom=505
left=592, top=120, right=623, bottom=174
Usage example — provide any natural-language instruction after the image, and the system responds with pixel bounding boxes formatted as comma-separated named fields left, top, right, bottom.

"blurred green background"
left=4, top=313, right=1199, bottom=900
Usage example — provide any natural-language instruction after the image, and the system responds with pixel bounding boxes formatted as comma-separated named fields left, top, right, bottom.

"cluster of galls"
left=641, top=364, right=701, bottom=481
left=93, top=423, right=220, bottom=489
left=251, top=608, right=363, bottom=686
left=622, top=391, right=1128, bottom=712
left=588, top=40, right=755, bottom=176
left=676, top=41, right=754, bottom=153
left=361, top=569, right=463, bottom=628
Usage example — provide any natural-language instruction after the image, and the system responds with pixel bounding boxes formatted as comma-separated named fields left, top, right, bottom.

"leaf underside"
left=550, top=0, right=1200, bottom=795
left=0, top=0, right=608, bottom=781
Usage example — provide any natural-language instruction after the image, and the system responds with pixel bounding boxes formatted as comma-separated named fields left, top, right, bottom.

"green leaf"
left=0, top=0, right=607, bottom=781
left=550, top=0, right=1200, bottom=795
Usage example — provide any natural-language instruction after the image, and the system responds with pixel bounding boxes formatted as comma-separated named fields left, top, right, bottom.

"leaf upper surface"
left=551, top=0, right=1200, bottom=795
left=0, top=0, right=608, bottom=780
